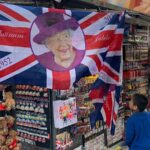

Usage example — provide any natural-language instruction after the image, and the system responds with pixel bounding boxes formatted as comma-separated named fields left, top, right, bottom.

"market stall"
left=0, top=1, right=149, bottom=150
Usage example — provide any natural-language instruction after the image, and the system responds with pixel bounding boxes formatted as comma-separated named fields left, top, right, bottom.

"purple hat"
left=33, top=12, right=79, bottom=44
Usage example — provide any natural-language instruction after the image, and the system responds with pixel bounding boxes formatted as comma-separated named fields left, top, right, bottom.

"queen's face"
left=45, top=30, right=74, bottom=62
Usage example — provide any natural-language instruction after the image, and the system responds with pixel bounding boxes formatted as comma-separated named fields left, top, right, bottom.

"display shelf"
left=53, top=76, right=106, bottom=150
left=0, top=86, right=22, bottom=150
left=15, top=85, right=51, bottom=149
left=123, top=69, right=149, bottom=80
left=122, top=24, right=150, bottom=122
left=84, top=133, right=106, bottom=150
left=124, top=84, right=149, bottom=92
left=67, top=135, right=82, bottom=150
left=84, top=127, right=105, bottom=142
left=124, top=76, right=149, bottom=82
left=75, top=77, right=107, bottom=149
left=55, top=125, right=83, bottom=150
left=53, top=95, right=83, bottom=150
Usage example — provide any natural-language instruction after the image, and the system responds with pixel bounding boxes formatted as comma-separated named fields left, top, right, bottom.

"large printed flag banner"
left=0, top=3, right=124, bottom=90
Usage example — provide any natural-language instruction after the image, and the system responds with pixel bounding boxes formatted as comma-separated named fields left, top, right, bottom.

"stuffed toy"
left=0, top=145, right=9, bottom=150
left=6, top=130, right=21, bottom=150
left=6, top=116, right=15, bottom=129
left=0, top=118, right=8, bottom=136
left=0, top=118, right=7, bottom=129
left=2, top=92, right=15, bottom=111
left=0, top=87, right=21, bottom=150
left=5, top=137, right=17, bottom=150
left=0, top=135, right=5, bottom=146
left=9, top=130, right=17, bottom=138
left=5, top=137, right=21, bottom=150
left=0, top=128, right=8, bottom=136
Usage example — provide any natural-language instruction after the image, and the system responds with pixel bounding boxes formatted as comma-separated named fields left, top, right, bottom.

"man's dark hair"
left=133, top=94, right=148, bottom=112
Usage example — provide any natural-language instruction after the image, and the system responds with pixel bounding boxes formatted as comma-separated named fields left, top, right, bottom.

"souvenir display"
left=2, top=91, right=15, bottom=111
left=56, top=132, right=73, bottom=150
left=0, top=24, right=149, bottom=150
left=54, top=90, right=81, bottom=150
left=0, top=87, right=22, bottom=150
left=0, top=116, right=22, bottom=150
left=54, top=76, right=107, bottom=149
left=53, top=97, right=77, bottom=129
left=15, top=85, right=51, bottom=149
left=123, top=25, right=150, bottom=120
left=73, top=76, right=96, bottom=136
left=74, top=77, right=107, bottom=148
left=84, top=134, right=105, bottom=150
left=0, top=1, right=149, bottom=150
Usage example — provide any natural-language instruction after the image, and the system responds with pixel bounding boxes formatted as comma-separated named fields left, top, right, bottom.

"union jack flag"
left=89, top=12, right=124, bottom=134
left=0, top=3, right=124, bottom=92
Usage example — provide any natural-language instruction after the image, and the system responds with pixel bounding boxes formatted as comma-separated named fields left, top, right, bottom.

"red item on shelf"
left=0, top=103, right=5, bottom=111
left=8, top=139, right=17, bottom=149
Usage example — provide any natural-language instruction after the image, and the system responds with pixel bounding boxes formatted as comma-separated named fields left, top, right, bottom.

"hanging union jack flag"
left=88, top=12, right=125, bottom=134
left=0, top=3, right=124, bottom=90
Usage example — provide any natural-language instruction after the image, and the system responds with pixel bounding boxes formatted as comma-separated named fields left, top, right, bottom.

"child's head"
left=129, top=94, right=148, bottom=112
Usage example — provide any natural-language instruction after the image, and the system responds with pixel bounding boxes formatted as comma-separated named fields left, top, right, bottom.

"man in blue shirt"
left=125, top=94, right=150, bottom=150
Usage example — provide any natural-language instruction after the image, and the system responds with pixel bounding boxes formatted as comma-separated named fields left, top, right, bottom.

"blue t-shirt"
left=125, top=111, right=150, bottom=150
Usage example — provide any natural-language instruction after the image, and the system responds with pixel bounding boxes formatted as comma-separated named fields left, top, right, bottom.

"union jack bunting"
left=0, top=3, right=124, bottom=91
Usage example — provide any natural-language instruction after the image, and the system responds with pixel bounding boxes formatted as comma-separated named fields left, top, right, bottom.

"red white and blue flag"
left=89, top=12, right=124, bottom=134
left=0, top=3, right=124, bottom=90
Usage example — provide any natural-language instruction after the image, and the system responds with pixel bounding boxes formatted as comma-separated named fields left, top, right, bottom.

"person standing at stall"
left=125, top=94, right=150, bottom=150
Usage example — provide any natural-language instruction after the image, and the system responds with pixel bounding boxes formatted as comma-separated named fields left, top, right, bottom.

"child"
left=125, top=94, right=150, bottom=150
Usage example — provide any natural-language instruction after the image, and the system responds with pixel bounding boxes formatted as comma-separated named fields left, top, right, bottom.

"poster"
left=53, top=97, right=77, bottom=129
